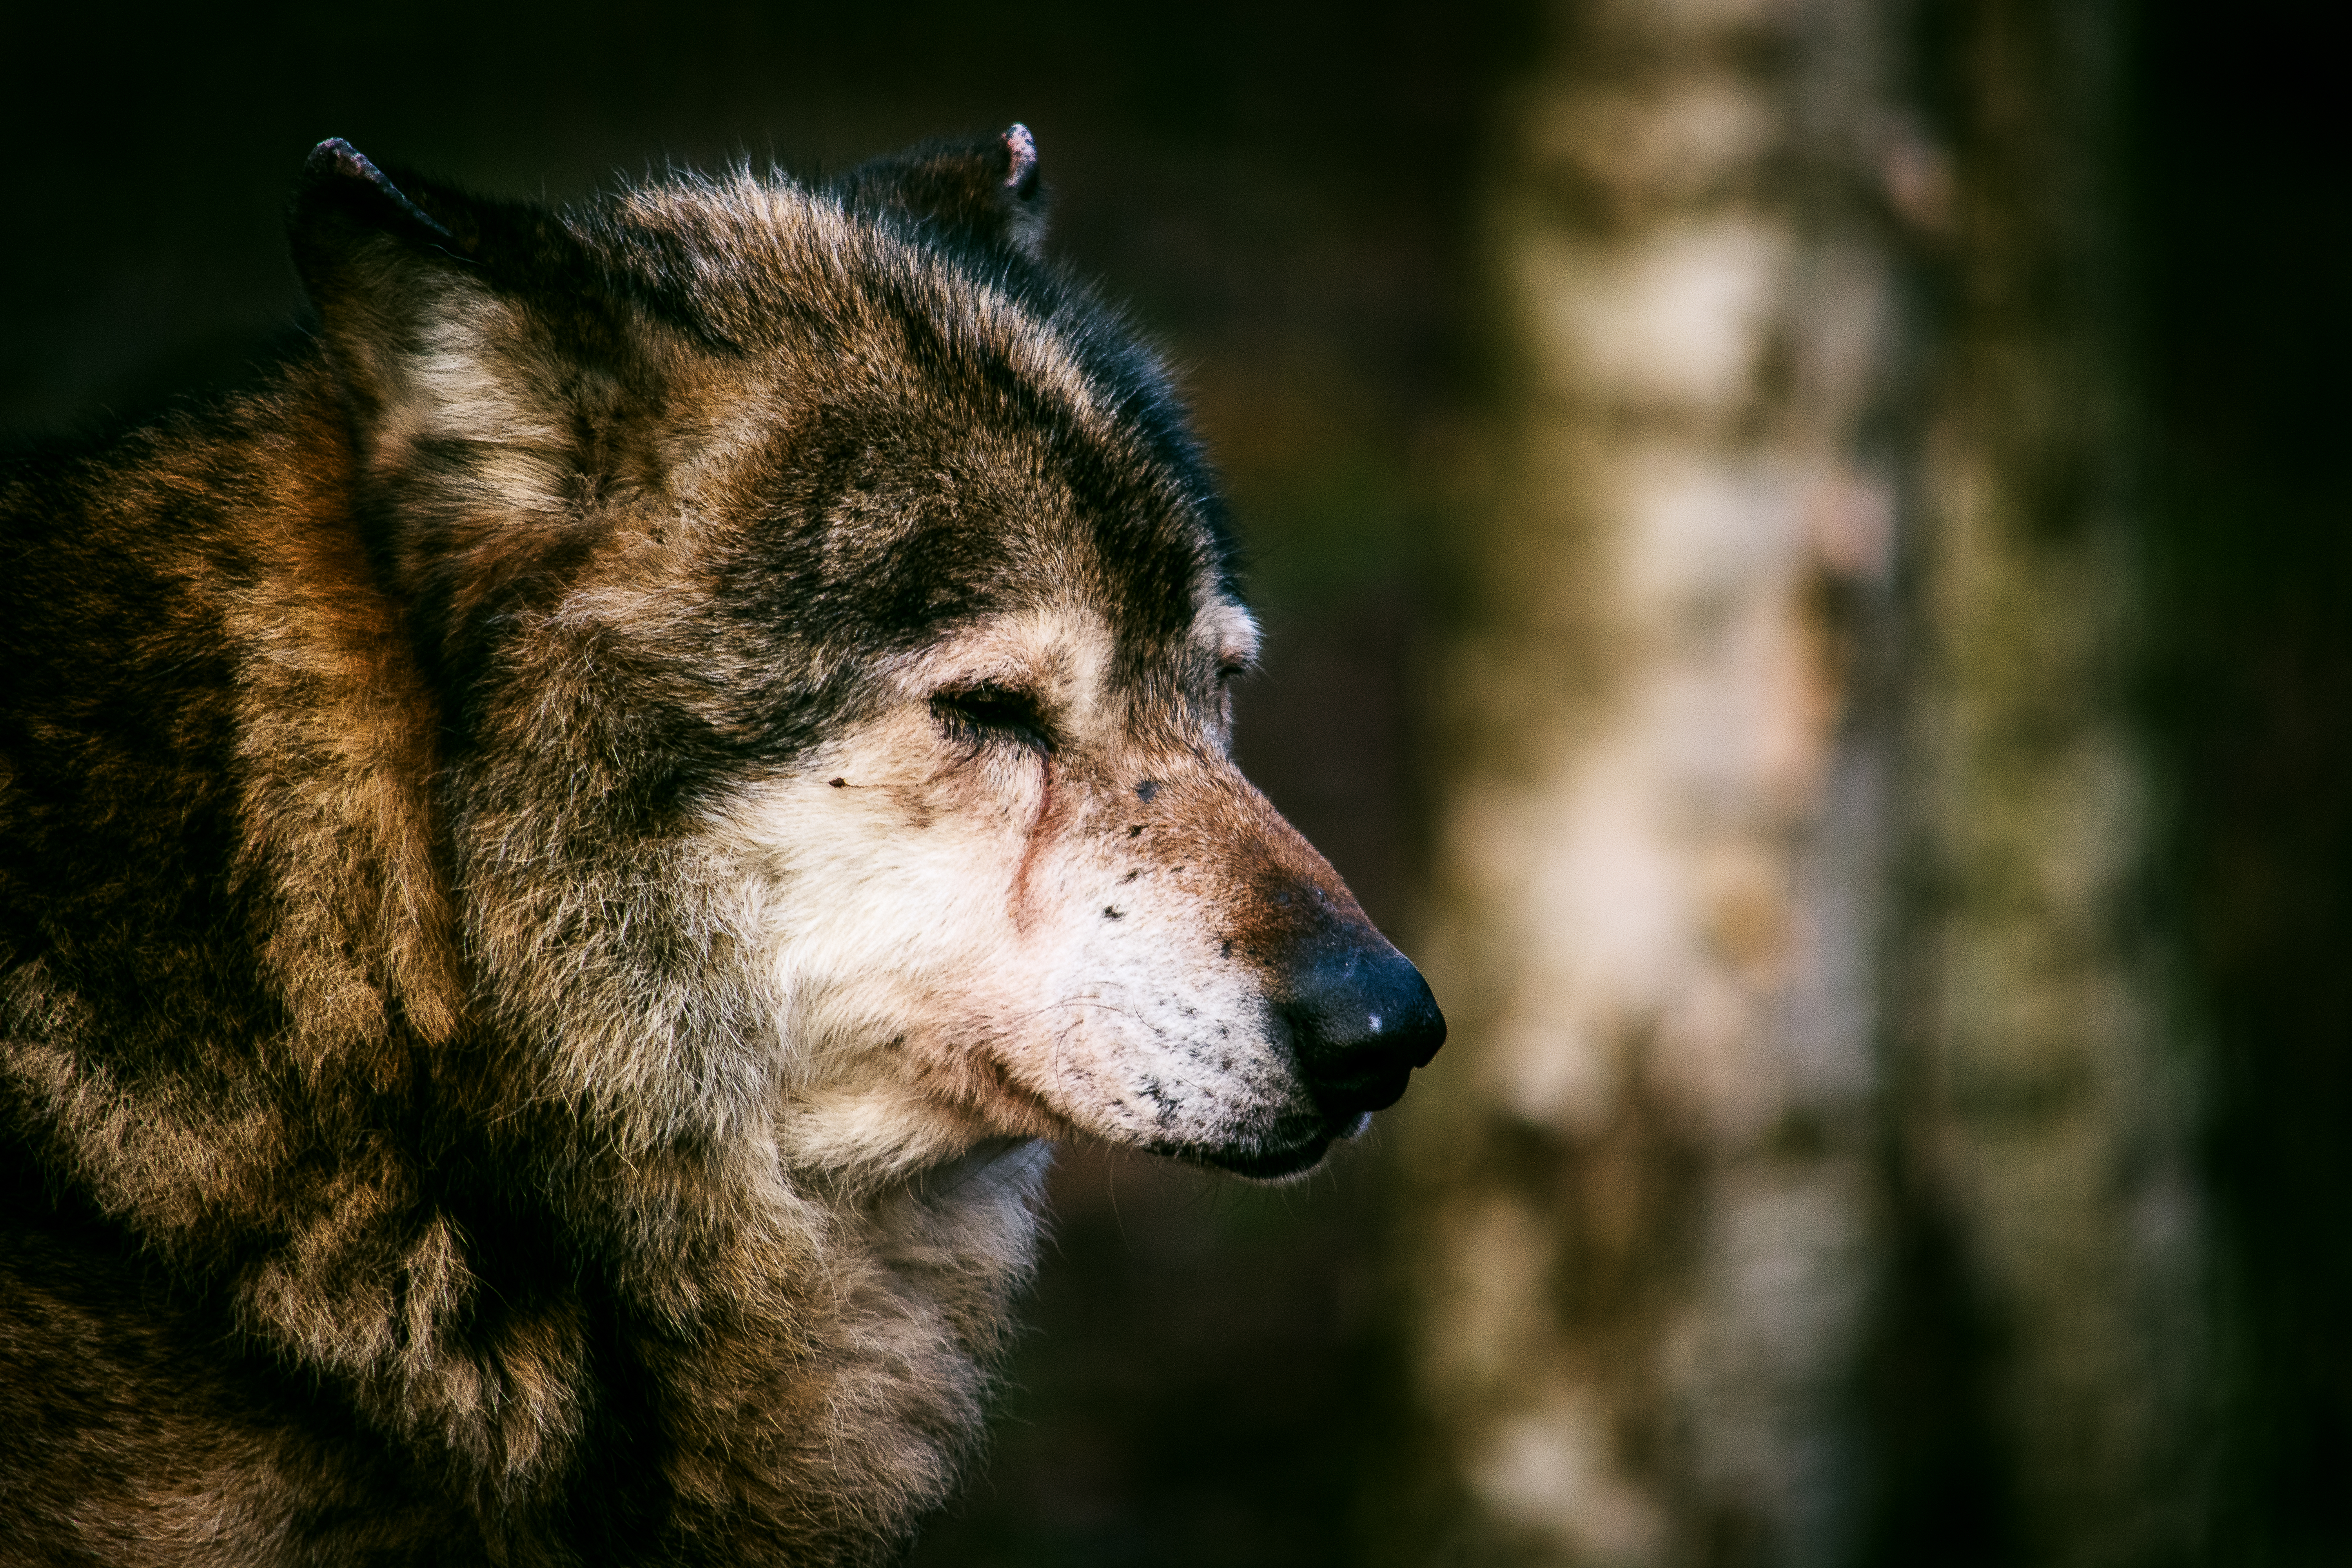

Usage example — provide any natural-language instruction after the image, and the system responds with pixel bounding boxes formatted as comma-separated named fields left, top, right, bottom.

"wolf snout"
left=1275, top=938, right=1446, bottom=1117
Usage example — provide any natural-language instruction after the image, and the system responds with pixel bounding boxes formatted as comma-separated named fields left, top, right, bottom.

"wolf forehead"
left=318, top=141, right=1246, bottom=677
left=658, top=190, right=1240, bottom=644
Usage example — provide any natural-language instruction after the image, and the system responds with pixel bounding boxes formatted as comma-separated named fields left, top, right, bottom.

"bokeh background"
left=1, top=2, right=2341, bottom=1563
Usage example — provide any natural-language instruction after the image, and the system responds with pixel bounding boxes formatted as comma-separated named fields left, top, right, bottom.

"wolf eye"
left=931, top=684, right=1053, bottom=751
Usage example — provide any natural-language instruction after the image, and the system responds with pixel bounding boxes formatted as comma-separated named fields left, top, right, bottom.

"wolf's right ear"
left=833, top=124, right=1050, bottom=262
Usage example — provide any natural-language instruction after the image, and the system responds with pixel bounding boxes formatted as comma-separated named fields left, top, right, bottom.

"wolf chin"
left=0, top=128, right=1442, bottom=1564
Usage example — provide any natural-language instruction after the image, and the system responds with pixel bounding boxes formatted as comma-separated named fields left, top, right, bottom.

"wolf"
left=0, top=126, right=1443, bottom=1564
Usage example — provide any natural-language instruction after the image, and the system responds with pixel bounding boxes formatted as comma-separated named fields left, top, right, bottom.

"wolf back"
left=0, top=129, right=1442, bottom=1564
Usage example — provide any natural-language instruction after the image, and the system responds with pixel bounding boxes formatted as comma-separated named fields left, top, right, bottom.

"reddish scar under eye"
left=1007, top=759, right=1056, bottom=931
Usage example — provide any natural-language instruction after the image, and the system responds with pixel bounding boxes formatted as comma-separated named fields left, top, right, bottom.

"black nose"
left=1277, top=939, right=1446, bottom=1117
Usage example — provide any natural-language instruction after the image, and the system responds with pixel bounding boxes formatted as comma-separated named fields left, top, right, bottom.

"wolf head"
left=290, top=131, right=1442, bottom=1186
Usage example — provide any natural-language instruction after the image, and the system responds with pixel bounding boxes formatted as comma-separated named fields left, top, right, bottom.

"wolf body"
left=0, top=131, right=1442, bottom=1564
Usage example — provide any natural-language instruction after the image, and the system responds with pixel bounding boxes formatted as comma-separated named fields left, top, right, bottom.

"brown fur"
left=0, top=131, right=1439, bottom=1564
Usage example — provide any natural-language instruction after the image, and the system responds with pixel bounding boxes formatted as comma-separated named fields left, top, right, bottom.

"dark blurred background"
left=1, top=3, right=2342, bottom=1564
left=2143, top=4, right=2350, bottom=1559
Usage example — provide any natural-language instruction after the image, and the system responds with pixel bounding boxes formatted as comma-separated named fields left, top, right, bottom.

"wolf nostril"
left=1277, top=939, right=1446, bottom=1116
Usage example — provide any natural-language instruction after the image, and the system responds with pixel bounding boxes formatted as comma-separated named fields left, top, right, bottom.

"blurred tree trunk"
left=1391, top=0, right=1907, bottom=1560
left=1388, top=0, right=2206, bottom=1563
left=1879, top=0, right=2208, bottom=1561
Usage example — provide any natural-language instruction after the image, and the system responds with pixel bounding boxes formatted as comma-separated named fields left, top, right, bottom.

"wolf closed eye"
left=930, top=682, right=1054, bottom=750
left=0, top=124, right=1442, bottom=1565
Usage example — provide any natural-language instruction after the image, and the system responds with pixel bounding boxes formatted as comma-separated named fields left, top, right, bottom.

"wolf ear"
left=289, top=140, right=658, bottom=666
left=294, top=138, right=462, bottom=252
left=834, top=124, right=1050, bottom=262
left=290, top=138, right=619, bottom=452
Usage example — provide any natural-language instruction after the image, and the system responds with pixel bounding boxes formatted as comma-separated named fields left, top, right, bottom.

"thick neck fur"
left=0, top=362, right=1048, bottom=1565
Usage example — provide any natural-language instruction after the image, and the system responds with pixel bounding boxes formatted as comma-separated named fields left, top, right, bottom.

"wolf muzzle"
left=1275, top=928, right=1446, bottom=1120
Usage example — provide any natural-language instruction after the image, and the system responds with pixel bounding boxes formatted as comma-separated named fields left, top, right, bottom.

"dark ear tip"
left=1001, top=123, right=1040, bottom=198
left=297, top=138, right=452, bottom=241
left=305, top=137, right=372, bottom=180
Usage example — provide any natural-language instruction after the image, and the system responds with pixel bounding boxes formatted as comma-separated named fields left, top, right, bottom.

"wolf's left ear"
left=288, top=140, right=661, bottom=668
left=834, top=124, right=1050, bottom=262
left=293, top=138, right=465, bottom=254
left=288, top=138, right=617, bottom=450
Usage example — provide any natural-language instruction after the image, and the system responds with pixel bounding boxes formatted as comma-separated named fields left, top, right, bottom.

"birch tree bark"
left=1392, top=0, right=1908, bottom=1560
left=1390, top=1, right=2207, bottom=1563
